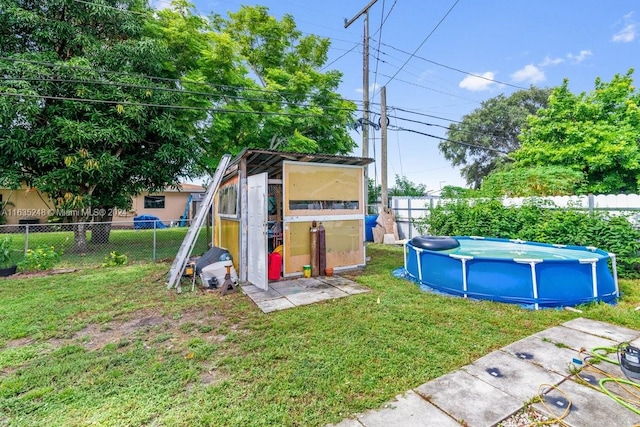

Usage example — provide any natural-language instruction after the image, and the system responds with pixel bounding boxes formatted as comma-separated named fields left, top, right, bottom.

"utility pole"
left=345, top=0, right=378, bottom=212
left=380, top=86, right=388, bottom=210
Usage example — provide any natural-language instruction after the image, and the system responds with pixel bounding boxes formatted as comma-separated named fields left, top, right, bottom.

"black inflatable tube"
left=410, top=235, right=460, bottom=251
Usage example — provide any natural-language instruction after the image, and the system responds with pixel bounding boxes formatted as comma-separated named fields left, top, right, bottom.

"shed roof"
left=224, top=148, right=375, bottom=178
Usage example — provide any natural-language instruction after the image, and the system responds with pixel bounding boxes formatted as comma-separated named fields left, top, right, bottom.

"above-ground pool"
left=404, top=236, right=619, bottom=309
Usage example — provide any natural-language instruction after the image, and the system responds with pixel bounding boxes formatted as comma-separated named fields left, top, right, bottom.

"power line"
left=378, top=73, right=481, bottom=104
left=372, top=0, right=399, bottom=101
left=0, top=57, right=365, bottom=108
left=389, top=113, right=518, bottom=145
left=390, top=106, right=464, bottom=124
left=380, top=0, right=461, bottom=91
left=0, top=76, right=363, bottom=114
left=379, top=42, right=528, bottom=90
left=322, top=42, right=361, bottom=71
left=390, top=126, right=511, bottom=155
left=0, top=91, right=334, bottom=119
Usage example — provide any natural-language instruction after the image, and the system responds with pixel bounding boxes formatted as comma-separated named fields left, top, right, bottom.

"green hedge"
left=413, top=198, right=640, bottom=278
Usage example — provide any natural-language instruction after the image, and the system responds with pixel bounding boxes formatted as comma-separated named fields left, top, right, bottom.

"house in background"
left=0, top=183, right=205, bottom=226
left=119, top=183, right=206, bottom=225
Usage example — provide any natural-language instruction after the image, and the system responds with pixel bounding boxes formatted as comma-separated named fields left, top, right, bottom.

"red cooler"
left=268, top=252, right=282, bottom=281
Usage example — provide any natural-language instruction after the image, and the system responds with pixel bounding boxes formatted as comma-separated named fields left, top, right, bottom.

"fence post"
left=407, top=198, right=413, bottom=239
left=152, top=220, right=157, bottom=261
left=24, top=224, right=29, bottom=255
left=588, top=193, right=594, bottom=215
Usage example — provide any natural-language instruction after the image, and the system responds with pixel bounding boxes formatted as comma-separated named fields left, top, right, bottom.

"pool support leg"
left=415, top=247, right=423, bottom=282
left=609, top=253, right=619, bottom=298
left=579, top=258, right=600, bottom=301
left=515, top=259, right=543, bottom=310
left=450, top=254, right=473, bottom=299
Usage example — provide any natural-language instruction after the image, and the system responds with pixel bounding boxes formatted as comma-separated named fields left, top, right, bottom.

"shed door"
left=247, top=173, right=268, bottom=290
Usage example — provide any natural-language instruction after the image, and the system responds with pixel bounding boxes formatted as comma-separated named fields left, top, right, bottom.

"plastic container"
left=303, top=265, right=311, bottom=278
left=365, top=215, right=378, bottom=242
left=268, top=252, right=282, bottom=281
left=200, top=261, right=237, bottom=289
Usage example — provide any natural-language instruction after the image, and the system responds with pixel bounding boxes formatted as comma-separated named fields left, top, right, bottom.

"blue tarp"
left=133, top=215, right=168, bottom=229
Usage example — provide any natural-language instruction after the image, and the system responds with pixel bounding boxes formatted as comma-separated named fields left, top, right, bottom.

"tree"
left=515, top=70, right=640, bottom=194
left=0, top=0, right=201, bottom=251
left=148, top=3, right=359, bottom=168
left=479, top=166, right=584, bottom=197
left=439, top=87, right=552, bottom=189
left=389, top=175, right=426, bottom=197
left=203, top=6, right=357, bottom=162
left=439, top=186, right=473, bottom=199
left=368, top=178, right=381, bottom=206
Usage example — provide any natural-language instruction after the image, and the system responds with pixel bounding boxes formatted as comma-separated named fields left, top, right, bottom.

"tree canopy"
left=479, top=166, right=584, bottom=197
left=439, top=87, right=551, bottom=189
left=389, top=175, right=426, bottom=197
left=513, top=70, right=640, bottom=194
left=0, top=0, right=203, bottom=250
left=150, top=3, right=358, bottom=168
left=0, top=0, right=357, bottom=249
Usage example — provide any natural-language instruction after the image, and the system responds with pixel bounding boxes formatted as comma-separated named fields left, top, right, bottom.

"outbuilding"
left=213, top=149, right=374, bottom=290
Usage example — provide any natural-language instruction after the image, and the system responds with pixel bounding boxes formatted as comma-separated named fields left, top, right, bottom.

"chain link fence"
left=0, top=219, right=211, bottom=269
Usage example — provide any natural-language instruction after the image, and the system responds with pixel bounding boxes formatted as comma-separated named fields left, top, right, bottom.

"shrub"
left=102, top=251, right=128, bottom=267
left=19, top=245, right=62, bottom=271
left=414, top=198, right=640, bottom=278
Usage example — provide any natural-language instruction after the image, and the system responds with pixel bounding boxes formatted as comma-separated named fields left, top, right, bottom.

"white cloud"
left=567, top=50, right=593, bottom=63
left=539, top=56, right=563, bottom=67
left=458, top=72, right=496, bottom=92
left=355, top=82, right=382, bottom=94
left=613, top=24, right=637, bottom=42
left=510, top=64, right=545, bottom=84
left=612, top=12, right=637, bottom=42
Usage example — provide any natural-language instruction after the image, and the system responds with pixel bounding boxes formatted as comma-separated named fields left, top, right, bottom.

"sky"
left=155, top=0, right=639, bottom=193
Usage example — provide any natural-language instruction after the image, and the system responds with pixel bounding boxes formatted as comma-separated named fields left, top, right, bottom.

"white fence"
left=390, top=194, right=640, bottom=239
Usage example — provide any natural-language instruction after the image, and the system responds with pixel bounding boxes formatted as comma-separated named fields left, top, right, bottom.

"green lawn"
left=1, top=227, right=211, bottom=268
left=0, top=244, right=639, bottom=426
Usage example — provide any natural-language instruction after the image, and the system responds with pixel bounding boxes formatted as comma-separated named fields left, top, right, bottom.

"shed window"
left=218, top=183, right=238, bottom=216
left=289, top=200, right=359, bottom=210
left=144, top=196, right=165, bottom=209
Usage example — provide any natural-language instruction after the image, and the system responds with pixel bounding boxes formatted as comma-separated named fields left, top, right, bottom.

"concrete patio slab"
left=256, top=298, right=296, bottom=313
left=533, top=325, right=619, bottom=352
left=327, top=418, right=363, bottom=427
left=239, top=284, right=263, bottom=295
left=533, top=375, right=640, bottom=426
left=241, top=275, right=369, bottom=313
left=502, top=333, right=580, bottom=376
left=414, top=370, right=522, bottom=427
left=462, top=349, right=565, bottom=403
left=245, top=288, right=283, bottom=303
left=286, top=290, right=335, bottom=306
left=355, top=391, right=460, bottom=427
left=563, top=318, right=640, bottom=343
left=333, top=283, right=371, bottom=295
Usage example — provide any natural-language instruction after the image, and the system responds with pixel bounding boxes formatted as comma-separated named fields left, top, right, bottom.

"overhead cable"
left=379, top=0, right=461, bottom=92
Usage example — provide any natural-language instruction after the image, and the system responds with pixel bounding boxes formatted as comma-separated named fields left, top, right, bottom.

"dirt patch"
left=72, top=313, right=171, bottom=351
left=67, top=309, right=231, bottom=352
left=340, top=268, right=366, bottom=280
left=2, top=268, right=78, bottom=280
left=2, top=306, right=239, bottom=375
left=200, top=363, right=225, bottom=385
left=5, top=337, right=35, bottom=348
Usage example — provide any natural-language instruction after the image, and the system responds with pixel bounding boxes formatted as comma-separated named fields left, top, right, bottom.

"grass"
left=1, top=244, right=639, bottom=426
left=1, top=227, right=210, bottom=267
